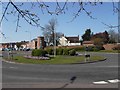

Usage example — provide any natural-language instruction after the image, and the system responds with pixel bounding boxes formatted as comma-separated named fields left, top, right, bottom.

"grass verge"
left=4, top=55, right=105, bottom=64
left=99, top=50, right=120, bottom=53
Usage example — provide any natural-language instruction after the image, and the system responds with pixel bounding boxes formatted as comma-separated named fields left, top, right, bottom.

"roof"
left=65, top=36, right=79, bottom=43
left=83, top=41, right=94, bottom=44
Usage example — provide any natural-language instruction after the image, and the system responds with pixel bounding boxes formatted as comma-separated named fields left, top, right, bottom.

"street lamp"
left=25, top=31, right=31, bottom=41
left=54, top=31, right=56, bottom=57
left=25, top=31, right=31, bottom=49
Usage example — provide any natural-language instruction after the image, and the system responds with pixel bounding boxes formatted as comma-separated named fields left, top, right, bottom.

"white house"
left=59, top=36, right=81, bottom=46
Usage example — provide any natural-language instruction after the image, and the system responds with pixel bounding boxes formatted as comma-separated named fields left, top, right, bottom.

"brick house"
left=29, top=36, right=45, bottom=49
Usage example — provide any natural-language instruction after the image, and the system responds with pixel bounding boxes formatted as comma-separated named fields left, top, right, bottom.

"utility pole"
left=25, top=31, right=31, bottom=49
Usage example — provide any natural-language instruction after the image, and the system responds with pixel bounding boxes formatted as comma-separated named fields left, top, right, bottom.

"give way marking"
left=93, top=79, right=120, bottom=85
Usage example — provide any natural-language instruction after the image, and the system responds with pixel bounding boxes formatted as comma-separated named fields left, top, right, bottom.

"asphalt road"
left=1, top=52, right=119, bottom=88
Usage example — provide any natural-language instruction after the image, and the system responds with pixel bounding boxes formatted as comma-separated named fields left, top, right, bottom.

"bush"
left=95, top=45, right=105, bottom=50
left=74, top=47, right=85, bottom=51
left=56, top=48, right=63, bottom=55
left=69, top=49, right=76, bottom=56
left=46, top=48, right=53, bottom=55
left=63, top=48, right=69, bottom=55
left=93, top=47, right=99, bottom=51
left=32, top=49, right=35, bottom=56
left=87, top=46, right=94, bottom=51
left=32, top=49, right=47, bottom=56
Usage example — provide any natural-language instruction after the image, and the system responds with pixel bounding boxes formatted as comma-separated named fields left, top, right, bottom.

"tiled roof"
left=83, top=41, right=94, bottom=44
left=65, top=36, right=79, bottom=43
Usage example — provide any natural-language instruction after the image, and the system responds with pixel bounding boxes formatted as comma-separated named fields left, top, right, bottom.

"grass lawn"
left=5, top=55, right=106, bottom=64
left=99, top=50, right=120, bottom=53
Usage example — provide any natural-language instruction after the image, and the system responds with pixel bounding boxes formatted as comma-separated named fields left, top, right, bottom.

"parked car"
left=23, top=48, right=30, bottom=51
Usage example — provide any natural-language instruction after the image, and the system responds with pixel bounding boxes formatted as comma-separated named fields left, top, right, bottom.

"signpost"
left=84, top=46, right=90, bottom=62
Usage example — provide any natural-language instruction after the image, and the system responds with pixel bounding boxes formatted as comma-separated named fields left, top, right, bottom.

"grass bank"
left=4, top=55, right=105, bottom=64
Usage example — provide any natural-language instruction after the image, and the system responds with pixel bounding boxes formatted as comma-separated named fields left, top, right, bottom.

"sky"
left=0, top=1, right=118, bottom=43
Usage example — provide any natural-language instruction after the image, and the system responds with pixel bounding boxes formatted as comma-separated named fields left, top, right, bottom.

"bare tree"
left=0, top=1, right=119, bottom=37
left=108, top=29, right=119, bottom=43
left=42, top=18, right=57, bottom=46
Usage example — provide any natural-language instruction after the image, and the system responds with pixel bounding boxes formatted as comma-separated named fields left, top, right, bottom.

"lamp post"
left=25, top=31, right=31, bottom=49
left=25, top=31, right=31, bottom=41
left=54, top=31, right=56, bottom=57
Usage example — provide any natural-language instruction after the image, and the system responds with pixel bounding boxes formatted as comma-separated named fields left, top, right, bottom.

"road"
left=1, top=52, right=119, bottom=88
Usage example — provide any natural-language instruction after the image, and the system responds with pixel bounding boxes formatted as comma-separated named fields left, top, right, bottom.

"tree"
left=82, top=28, right=92, bottom=41
left=42, top=18, right=57, bottom=46
left=91, top=31, right=109, bottom=44
left=108, top=29, right=118, bottom=43
left=42, top=18, right=64, bottom=46
left=0, top=1, right=118, bottom=37
left=103, top=31, right=109, bottom=44
left=93, top=38, right=104, bottom=46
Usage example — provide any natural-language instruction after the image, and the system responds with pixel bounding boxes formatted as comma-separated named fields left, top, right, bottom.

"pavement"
left=1, top=52, right=119, bottom=88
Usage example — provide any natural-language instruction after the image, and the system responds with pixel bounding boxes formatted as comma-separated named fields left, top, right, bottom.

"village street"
left=1, top=52, right=119, bottom=88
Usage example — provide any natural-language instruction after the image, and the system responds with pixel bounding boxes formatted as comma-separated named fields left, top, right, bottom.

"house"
left=0, top=36, right=45, bottom=50
left=59, top=36, right=81, bottom=46
left=82, top=41, right=94, bottom=46
left=29, top=36, right=45, bottom=49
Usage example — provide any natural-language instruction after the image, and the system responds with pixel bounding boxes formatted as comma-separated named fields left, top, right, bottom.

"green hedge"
left=73, top=47, right=85, bottom=51
left=56, top=48, right=63, bottom=55
left=69, top=49, right=76, bottom=56
left=46, top=48, right=53, bottom=55
left=84, top=46, right=105, bottom=51
left=32, top=49, right=47, bottom=56
left=63, top=48, right=70, bottom=55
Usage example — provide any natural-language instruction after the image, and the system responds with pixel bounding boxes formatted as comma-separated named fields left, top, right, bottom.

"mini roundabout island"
left=9, top=48, right=106, bottom=64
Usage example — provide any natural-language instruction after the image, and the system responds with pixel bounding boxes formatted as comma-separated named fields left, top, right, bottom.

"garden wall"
left=103, top=44, right=118, bottom=50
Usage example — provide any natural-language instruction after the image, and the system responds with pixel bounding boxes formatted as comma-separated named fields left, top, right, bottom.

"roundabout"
left=2, top=52, right=119, bottom=88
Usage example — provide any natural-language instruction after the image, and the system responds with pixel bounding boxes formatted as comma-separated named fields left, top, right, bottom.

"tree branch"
left=0, top=2, right=10, bottom=26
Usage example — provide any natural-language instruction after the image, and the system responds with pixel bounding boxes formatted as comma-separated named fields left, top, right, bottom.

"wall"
left=103, top=44, right=117, bottom=50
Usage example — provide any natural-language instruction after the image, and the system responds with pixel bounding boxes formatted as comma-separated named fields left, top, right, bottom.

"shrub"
left=63, top=48, right=69, bottom=55
left=32, top=49, right=47, bottom=56
left=74, top=46, right=85, bottom=51
left=87, top=46, right=94, bottom=51
left=69, top=49, right=76, bottom=56
left=46, top=48, right=53, bottom=55
left=56, top=48, right=63, bottom=55
left=32, top=49, right=36, bottom=56
left=93, top=47, right=99, bottom=51
left=95, top=45, right=105, bottom=50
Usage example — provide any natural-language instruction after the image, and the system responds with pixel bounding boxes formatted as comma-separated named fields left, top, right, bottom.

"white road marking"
left=108, top=79, right=120, bottom=83
left=3, top=60, right=15, bottom=64
left=93, top=81, right=108, bottom=84
left=9, top=67, right=17, bottom=69
left=93, top=79, right=120, bottom=85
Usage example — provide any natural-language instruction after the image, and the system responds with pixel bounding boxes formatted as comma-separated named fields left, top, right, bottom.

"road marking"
left=93, top=81, right=108, bottom=84
left=108, top=79, right=120, bottom=83
left=93, top=79, right=120, bottom=85
left=9, top=67, right=17, bottom=69
left=3, top=60, right=15, bottom=64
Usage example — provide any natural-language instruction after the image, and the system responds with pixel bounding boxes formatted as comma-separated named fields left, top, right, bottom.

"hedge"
left=56, top=48, right=63, bottom=55
left=46, top=48, right=53, bottom=55
left=63, top=48, right=70, bottom=55
left=69, top=49, right=76, bottom=56
left=32, top=49, right=47, bottom=56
